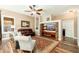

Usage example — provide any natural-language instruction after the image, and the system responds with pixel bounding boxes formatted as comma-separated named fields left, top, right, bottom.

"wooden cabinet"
left=40, top=23, right=58, bottom=40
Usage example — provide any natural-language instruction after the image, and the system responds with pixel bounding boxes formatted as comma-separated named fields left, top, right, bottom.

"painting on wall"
left=21, top=21, right=30, bottom=27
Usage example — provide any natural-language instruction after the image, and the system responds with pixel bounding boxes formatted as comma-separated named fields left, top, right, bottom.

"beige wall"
left=51, top=10, right=77, bottom=38
left=51, top=13, right=75, bottom=20
left=1, top=9, right=35, bottom=31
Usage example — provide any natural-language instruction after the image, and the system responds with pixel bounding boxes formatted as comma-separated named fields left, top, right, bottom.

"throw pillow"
left=17, top=32, right=22, bottom=36
left=22, top=36, right=32, bottom=42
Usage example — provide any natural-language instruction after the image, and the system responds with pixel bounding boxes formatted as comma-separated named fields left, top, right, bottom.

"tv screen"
left=46, top=23, right=56, bottom=31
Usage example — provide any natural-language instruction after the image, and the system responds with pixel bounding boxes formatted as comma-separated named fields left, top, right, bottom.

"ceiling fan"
left=24, top=5, right=43, bottom=15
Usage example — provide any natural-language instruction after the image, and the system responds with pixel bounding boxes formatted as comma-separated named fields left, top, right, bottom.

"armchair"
left=14, top=36, right=36, bottom=52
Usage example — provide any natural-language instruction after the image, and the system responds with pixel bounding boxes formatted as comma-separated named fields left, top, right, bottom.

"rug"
left=32, top=36, right=54, bottom=51
left=0, top=36, right=58, bottom=53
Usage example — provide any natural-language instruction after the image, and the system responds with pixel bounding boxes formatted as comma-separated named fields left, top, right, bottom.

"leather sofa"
left=18, top=28, right=35, bottom=36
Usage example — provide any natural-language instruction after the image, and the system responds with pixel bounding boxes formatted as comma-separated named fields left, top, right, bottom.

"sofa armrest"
left=18, top=40, right=36, bottom=52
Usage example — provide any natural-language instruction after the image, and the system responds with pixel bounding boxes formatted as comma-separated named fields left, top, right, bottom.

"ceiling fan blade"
left=29, top=6, right=33, bottom=9
left=37, top=9, right=43, bottom=11
left=24, top=10, right=31, bottom=12
left=36, top=12, right=41, bottom=15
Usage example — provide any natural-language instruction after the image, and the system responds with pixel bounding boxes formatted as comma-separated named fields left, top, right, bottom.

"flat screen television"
left=46, top=23, right=56, bottom=31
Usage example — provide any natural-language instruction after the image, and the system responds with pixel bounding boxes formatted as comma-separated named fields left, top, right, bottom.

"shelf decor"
left=3, top=17, right=14, bottom=32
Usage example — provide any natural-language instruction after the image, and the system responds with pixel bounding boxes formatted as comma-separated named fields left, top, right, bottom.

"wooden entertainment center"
left=40, top=22, right=58, bottom=40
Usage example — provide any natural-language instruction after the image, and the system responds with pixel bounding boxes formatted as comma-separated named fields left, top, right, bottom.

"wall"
left=51, top=11, right=76, bottom=38
left=77, top=10, right=79, bottom=46
left=40, top=20, right=62, bottom=41
left=1, top=9, right=35, bottom=31
left=77, top=15, right=79, bottom=46
left=62, top=20, right=74, bottom=38
left=35, top=15, right=40, bottom=35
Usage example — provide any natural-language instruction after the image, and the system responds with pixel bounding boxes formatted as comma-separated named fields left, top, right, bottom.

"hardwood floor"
left=51, top=37, right=79, bottom=53
left=32, top=36, right=59, bottom=53
left=0, top=36, right=79, bottom=53
left=33, top=36, right=79, bottom=53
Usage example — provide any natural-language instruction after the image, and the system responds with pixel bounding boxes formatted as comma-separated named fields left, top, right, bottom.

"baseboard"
left=65, top=36, right=78, bottom=40
left=73, top=37, right=78, bottom=40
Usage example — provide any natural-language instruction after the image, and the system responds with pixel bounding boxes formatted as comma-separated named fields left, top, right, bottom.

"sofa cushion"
left=14, top=36, right=32, bottom=42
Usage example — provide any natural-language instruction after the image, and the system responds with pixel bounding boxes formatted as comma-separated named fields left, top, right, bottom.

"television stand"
left=43, top=30, right=56, bottom=38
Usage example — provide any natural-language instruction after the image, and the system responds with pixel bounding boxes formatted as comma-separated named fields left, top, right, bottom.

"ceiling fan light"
left=32, top=11, right=36, bottom=14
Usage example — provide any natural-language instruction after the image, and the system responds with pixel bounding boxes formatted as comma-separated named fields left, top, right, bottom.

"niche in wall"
left=3, top=17, right=14, bottom=32
left=40, top=20, right=62, bottom=41
left=40, top=22, right=58, bottom=40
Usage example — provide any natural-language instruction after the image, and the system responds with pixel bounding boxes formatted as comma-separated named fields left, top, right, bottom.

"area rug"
left=0, top=36, right=58, bottom=53
left=32, top=36, right=58, bottom=52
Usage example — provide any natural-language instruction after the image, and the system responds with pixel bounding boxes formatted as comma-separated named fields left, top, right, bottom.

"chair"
left=5, top=32, right=36, bottom=53
left=14, top=36, right=36, bottom=53
left=18, top=39, right=36, bottom=52
left=5, top=38, right=23, bottom=53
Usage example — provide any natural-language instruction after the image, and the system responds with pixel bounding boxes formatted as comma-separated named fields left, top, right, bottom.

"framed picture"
left=21, top=21, right=30, bottom=27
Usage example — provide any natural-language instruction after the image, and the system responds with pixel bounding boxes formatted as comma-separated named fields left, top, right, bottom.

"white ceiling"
left=0, top=5, right=79, bottom=16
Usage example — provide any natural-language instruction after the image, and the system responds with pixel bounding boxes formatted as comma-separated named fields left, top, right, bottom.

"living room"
left=0, top=5, right=79, bottom=53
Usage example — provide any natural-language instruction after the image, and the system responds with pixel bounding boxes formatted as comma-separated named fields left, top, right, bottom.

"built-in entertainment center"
left=40, top=22, right=58, bottom=40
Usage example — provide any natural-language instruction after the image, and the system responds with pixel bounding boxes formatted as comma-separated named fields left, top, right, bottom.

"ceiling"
left=0, top=5, right=79, bottom=16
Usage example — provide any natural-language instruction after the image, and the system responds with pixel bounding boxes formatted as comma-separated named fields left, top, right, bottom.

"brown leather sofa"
left=18, top=28, right=35, bottom=36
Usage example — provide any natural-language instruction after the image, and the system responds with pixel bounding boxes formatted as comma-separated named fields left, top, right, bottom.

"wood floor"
left=32, top=36, right=59, bottom=53
left=33, top=36, right=79, bottom=53
left=51, top=37, right=79, bottom=53
left=0, top=36, right=79, bottom=53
